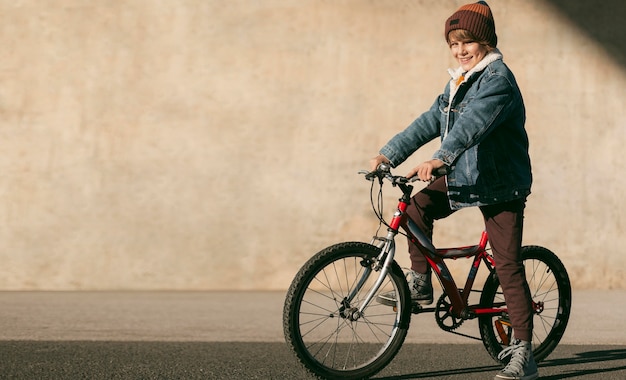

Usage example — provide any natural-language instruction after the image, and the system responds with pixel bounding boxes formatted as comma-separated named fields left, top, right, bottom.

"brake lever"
left=359, top=170, right=375, bottom=181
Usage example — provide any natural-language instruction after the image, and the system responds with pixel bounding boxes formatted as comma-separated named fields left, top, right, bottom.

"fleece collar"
left=447, top=48, right=503, bottom=98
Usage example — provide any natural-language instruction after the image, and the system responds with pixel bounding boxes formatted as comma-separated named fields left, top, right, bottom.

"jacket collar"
left=448, top=48, right=503, bottom=95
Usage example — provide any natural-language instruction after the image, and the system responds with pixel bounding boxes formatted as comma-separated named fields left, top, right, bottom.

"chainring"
left=435, top=293, right=464, bottom=331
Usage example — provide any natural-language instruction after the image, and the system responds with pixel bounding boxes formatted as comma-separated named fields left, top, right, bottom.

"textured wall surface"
left=0, top=0, right=624, bottom=290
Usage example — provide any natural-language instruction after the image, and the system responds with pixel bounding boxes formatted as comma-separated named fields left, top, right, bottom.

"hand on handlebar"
left=369, top=154, right=390, bottom=172
left=361, top=156, right=392, bottom=181
left=406, top=159, right=446, bottom=182
left=362, top=156, right=449, bottom=183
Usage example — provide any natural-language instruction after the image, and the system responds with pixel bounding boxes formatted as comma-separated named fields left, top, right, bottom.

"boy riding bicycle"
left=370, top=2, right=536, bottom=379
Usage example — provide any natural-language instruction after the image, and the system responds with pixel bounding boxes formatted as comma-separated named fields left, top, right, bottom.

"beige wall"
left=0, top=0, right=624, bottom=290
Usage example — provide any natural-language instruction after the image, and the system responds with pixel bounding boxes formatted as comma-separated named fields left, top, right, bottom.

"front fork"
left=341, top=229, right=398, bottom=320
left=343, top=195, right=408, bottom=320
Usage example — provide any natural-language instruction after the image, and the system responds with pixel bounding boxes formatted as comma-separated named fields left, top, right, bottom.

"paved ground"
left=0, top=290, right=623, bottom=344
left=2, top=341, right=626, bottom=379
left=0, top=290, right=625, bottom=379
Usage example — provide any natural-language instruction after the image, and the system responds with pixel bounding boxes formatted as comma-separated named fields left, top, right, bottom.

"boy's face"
left=448, top=34, right=489, bottom=72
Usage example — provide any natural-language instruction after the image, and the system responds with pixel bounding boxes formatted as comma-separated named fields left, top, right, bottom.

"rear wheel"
left=479, top=246, right=571, bottom=363
left=283, top=242, right=411, bottom=379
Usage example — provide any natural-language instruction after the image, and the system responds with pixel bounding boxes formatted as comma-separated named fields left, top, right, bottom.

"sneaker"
left=376, top=269, right=433, bottom=306
left=494, top=339, right=538, bottom=380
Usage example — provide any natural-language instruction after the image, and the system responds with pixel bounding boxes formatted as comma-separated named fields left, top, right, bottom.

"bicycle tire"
left=283, top=242, right=411, bottom=380
left=479, top=245, right=571, bottom=363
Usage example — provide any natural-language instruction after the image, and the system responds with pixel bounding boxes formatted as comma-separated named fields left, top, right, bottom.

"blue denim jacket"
left=380, top=51, right=532, bottom=209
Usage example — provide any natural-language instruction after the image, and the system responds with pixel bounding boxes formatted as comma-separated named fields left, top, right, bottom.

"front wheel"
left=283, top=242, right=411, bottom=380
left=479, top=245, right=572, bottom=363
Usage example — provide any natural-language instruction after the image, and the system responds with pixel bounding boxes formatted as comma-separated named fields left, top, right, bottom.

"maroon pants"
left=405, top=177, right=533, bottom=342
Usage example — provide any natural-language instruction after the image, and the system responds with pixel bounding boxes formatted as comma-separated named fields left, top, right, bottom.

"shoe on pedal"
left=376, top=270, right=433, bottom=306
left=494, top=339, right=538, bottom=380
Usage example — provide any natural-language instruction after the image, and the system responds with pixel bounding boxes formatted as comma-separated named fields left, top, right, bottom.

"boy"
left=370, top=2, right=537, bottom=379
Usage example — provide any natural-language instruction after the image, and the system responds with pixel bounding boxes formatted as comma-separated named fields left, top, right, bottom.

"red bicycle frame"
left=389, top=180, right=506, bottom=319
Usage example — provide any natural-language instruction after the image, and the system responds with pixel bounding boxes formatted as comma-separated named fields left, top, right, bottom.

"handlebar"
left=359, top=163, right=450, bottom=226
left=359, top=163, right=449, bottom=185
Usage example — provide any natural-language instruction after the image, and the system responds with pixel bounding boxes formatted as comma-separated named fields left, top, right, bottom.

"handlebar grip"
left=433, top=166, right=450, bottom=177
left=377, top=162, right=391, bottom=173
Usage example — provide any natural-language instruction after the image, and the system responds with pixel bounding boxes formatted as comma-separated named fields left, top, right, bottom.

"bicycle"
left=283, top=163, right=571, bottom=379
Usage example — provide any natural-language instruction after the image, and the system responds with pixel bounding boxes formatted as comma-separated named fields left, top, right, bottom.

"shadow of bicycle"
left=376, top=364, right=500, bottom=379
left=538, top=348, right=626, bottom=379
left=374, top=346, right=626, bottom=380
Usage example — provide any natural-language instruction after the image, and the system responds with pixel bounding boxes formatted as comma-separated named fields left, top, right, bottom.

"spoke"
left=325, top=265, right=344, bottom=306
left=301, top=296, right=338, bottom=315
left=313, top=269, right=343, bottom=308
left=331, top=260, right=346, bottom=297
left=360, top=316, right=393, bottom=344
left=535, top=313, right=556, bottom=337
left=345, top=256, right=363, bottom=297
left=300, top=312, right=337, bottom=340
left=309, top=318, right=351, bottom=364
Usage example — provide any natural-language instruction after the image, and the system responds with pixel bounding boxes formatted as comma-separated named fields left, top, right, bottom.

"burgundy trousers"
left=405, top=176, right=533, bottom=342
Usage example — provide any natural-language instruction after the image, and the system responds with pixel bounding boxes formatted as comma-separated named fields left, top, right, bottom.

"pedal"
left=411, top=303, right=423, bottom=314
left=495, top=319, right=511, bottom=345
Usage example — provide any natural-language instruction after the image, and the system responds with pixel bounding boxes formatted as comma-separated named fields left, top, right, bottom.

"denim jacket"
left=380, top=50, right=532, bottom=209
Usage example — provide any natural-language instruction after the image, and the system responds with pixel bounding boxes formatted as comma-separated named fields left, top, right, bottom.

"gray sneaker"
left=494, top=339, right=538, bottom=380
left=376, top=269, right=433, bottom=306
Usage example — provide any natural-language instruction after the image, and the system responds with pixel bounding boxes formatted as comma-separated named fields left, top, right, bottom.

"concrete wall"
left=0, top=0, right=624, bottom=290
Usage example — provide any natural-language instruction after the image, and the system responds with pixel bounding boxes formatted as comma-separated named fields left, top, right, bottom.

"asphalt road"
left=1, top=291, right=625, bottom=379
left=1, top=342, right=626, bottom=379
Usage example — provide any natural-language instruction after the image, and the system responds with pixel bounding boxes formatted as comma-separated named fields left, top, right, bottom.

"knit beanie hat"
left=445, top=1, right=497, bottom=47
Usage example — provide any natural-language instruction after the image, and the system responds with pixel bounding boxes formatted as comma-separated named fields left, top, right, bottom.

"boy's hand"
left=369, top=154, right=390, bottom=172
left=407, top=159, right=445, bottom=182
